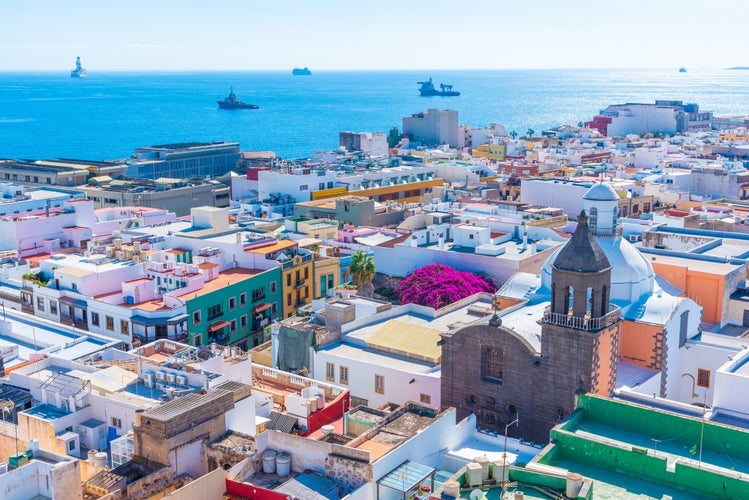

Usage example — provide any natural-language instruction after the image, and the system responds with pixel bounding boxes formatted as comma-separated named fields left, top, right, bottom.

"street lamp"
left=2, top=402, right=19, bottom=464
left=503, top=413, right=520, bottom=465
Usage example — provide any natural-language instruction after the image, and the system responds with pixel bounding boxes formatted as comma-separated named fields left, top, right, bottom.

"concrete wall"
left=266, top=430, right=331, bottom=474
left=164, top=468, right=227, bottom=499
left=0, top=457, right=82, bottom=500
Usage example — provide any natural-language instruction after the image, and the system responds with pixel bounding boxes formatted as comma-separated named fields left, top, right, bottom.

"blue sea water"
left=0, top=68, right=748, bottom=161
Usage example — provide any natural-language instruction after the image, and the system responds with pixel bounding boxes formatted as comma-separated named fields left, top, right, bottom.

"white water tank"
left=465, top=462, right=482, bottom=488
left=94, top=452, right=108, bottom=468
left=492, top=458, right=509, bottom=483
left=308, top=397, right=318, bottom=413
left=87, top=449, right=97, bottom=463
left=321, top=424, right=334, bottom=436
left=262, top=449, right=277, bottom=473
left=29, top=439, right=39, bottom=456
left=566, top=472, right=583, bottom=498
left=514, top=492, right=524, bottom=500
left=276, top=451, right=291, bottom=477
left=473, top=455, right=490, bottom=481
left=443, top=480, right=460, bottom=497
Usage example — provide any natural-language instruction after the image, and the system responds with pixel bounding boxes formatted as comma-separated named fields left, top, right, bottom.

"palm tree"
left=526, top=128, right=535, bottom=138
left=349, top=250, right=375, bottom=296
left=509, top=130, right=518, bottom=139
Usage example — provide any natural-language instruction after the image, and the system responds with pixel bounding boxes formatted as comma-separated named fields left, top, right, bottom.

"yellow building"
left=246, top=239, right=314, bottom=318
left=312, top=178, right=443, bottom=205
left=472, top=143, right=507, bottom=162
left=311, top=245, right=342, bottom=299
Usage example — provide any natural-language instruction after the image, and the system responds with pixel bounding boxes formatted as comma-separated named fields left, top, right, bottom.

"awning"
left=208, top=320, right=230, bottom=332
left=253, top=302, right=272, bottom=313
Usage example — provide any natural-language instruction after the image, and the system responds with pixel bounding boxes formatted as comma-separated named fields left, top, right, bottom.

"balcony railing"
left=294, top=279, right=307, bottom=289
left=542, top=305, right=620, bottom=331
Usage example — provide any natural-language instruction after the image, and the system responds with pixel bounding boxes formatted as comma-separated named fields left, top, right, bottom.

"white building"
left=313, top=295, right=495, bottom=409
left=402, top=108, right=459, bottom=148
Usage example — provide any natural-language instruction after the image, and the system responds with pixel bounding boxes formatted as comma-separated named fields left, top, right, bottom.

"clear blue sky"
left=2, top=0, right=747, bottom=71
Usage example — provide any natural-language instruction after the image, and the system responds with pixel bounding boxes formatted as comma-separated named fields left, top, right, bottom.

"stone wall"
left=325, top=453, right=372, bottom=495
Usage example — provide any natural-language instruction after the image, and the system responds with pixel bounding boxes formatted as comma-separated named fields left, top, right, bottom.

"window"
left=50, top=301, right=57, bottom=315
left=340, top=366, right=349, bottom=385
left=287, top=293, right=292, bottom=306
left=482, top=346, right=503, bottom=383
left=230, top=319, right=237, bottom=332
left=229, top=297, right=236, bottom=310
left=239, top=293, right=247, bottom=306
left=111, top=417, right=122, bottom=429
left=240, top=315, right=247, bottom=328
left=287, top=274, right=291, bottom=286
left=326, top=362, right=335, bottom=382
left=420, top=393, right=431, bottom=404
left=207, top=304, right=222, bottom=321
left=120, top=320, right=129, bottom=335
left=319, top=182, right=325, bottom=190
left=105, top=316, right=114, bottom=331
left=374, top=374, right=385, bottom=394
left=36, top=297, right=45, bottom=311
left=193, top=311, right=201, bottom=324
left=91, top=312, right=100, bottom=327
left=270, top=281, right=277, bottom=294
left=299, top=184, right=308, bottom=191
left=68, top=440, right=75, bottom=451
left=697, top=369, right=710, bottom=388
left=252, top=287, right=265, bottom=301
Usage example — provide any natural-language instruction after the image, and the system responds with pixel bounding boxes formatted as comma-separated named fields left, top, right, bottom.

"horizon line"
left=0, top=66, right=744, bottom=73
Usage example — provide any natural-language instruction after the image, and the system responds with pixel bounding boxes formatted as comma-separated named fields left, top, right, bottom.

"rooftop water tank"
left=321, top=424, right=335, bottom=436
left=262, top=449, right=277, bottom=473
left=276, top=451, right=291, bottom=477
left=94, top=452, right=108, bottom=468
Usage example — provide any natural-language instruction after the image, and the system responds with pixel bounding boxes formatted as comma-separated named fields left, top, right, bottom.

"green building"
left=186, top=266, right=281, bottom=349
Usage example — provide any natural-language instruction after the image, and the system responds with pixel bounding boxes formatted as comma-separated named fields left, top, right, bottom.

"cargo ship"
left=292, top=67, right=312, bottom=76
left=418, top=78, right=459, bottom=96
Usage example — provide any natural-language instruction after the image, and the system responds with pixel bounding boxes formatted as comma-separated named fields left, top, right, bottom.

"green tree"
left=509, top=130, right=518, bottom=139
left=349, top=250, right=376, bottom=296
left=526, top=128, right=535, bottom=138
left=387, top=127, right=401, bottom=148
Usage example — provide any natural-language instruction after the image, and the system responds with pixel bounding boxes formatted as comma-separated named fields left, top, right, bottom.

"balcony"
left=60, top=315, right=89, bottom=331
left=542, top=305, right=620, bottom=332
left=294, top=279, right=307, bottom=289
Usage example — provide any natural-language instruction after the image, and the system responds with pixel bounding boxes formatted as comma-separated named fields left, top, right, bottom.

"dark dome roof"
left=553, top=212, right=611, bottom=273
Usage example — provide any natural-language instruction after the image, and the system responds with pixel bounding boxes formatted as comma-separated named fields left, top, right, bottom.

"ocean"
left=0, top=68, right=748, bottom=161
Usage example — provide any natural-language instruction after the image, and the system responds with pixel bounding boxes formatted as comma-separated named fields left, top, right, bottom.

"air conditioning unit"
left=165, top=372, right=176, bottom=384
left=175, top=374, right=187, bottom=386
left=155, top=371, right=166, bottom=381
left=143, top=373, right=154, bottom=388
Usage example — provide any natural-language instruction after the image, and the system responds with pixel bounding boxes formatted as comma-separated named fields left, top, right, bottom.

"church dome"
left=583, top=183, right=620, bottom=201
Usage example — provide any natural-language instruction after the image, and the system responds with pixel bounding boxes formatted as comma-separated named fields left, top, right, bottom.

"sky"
left=1, top=0, right=747, bottom=71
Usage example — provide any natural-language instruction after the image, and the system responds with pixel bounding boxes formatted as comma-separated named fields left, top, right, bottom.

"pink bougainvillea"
left=394, top=263, right=497, bottom=309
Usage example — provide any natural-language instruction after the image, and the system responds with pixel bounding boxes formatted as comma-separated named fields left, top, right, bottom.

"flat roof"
left=649, top=252, right=744, bottom=276
left=179, top=267, right=264, bottom=299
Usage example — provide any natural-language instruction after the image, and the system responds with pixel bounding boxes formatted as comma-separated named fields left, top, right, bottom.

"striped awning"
left=208, top=320, right=230, bottom=332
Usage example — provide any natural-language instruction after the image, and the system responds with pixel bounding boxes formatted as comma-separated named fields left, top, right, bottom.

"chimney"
left=411, top=235, right=418, bottom=247
left=438, top=233, right=445, bottom=250
left=521, top=222, right=528, bottom=251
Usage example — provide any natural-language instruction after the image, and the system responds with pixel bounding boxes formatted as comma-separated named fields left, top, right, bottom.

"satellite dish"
left=469, top=489, right=486, bottom=500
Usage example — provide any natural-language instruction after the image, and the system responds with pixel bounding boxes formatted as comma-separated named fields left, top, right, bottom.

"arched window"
left=589, top=207, right=598, bottom=229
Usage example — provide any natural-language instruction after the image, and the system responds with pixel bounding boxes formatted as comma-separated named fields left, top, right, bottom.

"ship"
left=70, top=56, right=87, bottom=78
left=679, top=67, right=687, bottom=73
left=418, top=78, right=459, bottom=96
left=292, top=67, right=312, bottom=76
left=217, top=88, right=259, bottom=110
